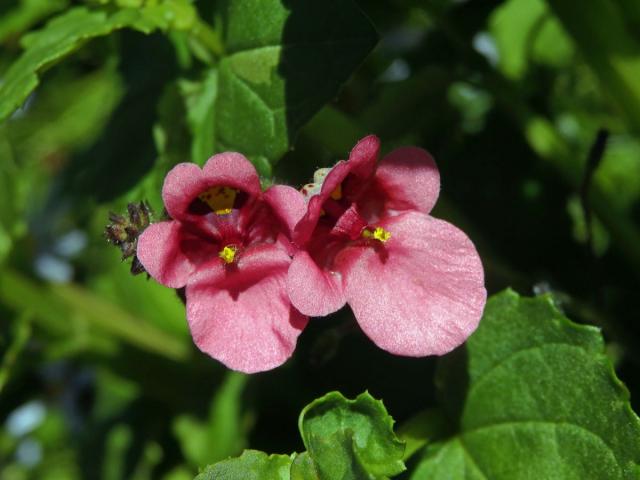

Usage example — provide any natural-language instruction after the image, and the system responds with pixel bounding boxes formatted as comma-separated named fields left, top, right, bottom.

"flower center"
left=199, top=186, right=237, bottom=215
left=218, top=245, right=238, bottom=264
left=361, top=226, right=391, bottom=243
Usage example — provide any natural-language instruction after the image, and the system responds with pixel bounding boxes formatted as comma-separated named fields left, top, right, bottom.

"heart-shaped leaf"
left=412, top=290, right=640, bottom=479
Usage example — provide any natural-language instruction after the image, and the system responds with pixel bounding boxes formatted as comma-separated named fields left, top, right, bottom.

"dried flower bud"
left=104, top=201, right=153, bottom=275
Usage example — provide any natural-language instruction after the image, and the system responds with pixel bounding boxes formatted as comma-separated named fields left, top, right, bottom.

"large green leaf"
left=0, top=2, right=197, bottom=123
left=214, top=0, right=377, bottom=174
left=299, top=391, right=405, bottom=479
left=195, top=450, right=292, bottom=480
left=412, top=290, right=640, bottom=480
left=546, top=0, right=640, bottom=133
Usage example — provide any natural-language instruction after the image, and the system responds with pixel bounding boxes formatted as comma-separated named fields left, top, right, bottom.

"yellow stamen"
left=330, top=184, right=342, bottom=200
left=198, top=186, right=237, bottom=215
left=218, top=245, right=237, bottom=264
left=362, top=226, right=391, bottom=243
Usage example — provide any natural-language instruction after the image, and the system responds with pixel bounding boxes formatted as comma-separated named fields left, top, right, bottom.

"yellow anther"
left=330, top=184, right=342, bottom=200
left=198, top=186, right=237, bottom=215
left=362, top=226, right=391, bottom=243
left=218, top=245, right=237, bottom=264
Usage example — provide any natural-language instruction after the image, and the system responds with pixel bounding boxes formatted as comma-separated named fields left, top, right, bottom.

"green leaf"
left=0, top=2, right=197, bottom=123
left=90, top=248, right=189, bottom=338
left=214, top=0, right=377, bottom=173
left=132, top=81, right=192, bottom=211
left=595, top=134, right=640, bottom=213
left=412, top=290, right=640, bottom=480
left=546, top=0, right=640, bottom=133
left=0, top=0, right=67, bottom=44
left=131, top=68, right=217, bottom=211
left=0, top=268, right=190, bottom=362
left=179, top=69, right=218, bottom=165
left=7, top=61, right=125, bottom=164
left=195, top=450, right=292, bottom=480
left=490, top=0, right=573, bottom=79
left=566, top=195, right=610, bottom=257
left=396, top=409, right=448, bottom=462
left=0, top=312, right=31, bottom=394
left=0, top=128, right=22, bottom=263
left=174, top=371, right=248, bottom=467
left=290, top=452, right=320, bottom=480
left=299, top=391, right=405, bottom=479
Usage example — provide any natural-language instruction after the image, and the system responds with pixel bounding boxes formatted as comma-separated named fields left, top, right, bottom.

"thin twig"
left=580, top=128, right=609, bottom=255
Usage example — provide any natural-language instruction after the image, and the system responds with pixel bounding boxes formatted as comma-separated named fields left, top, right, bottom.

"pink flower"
left=137, top=153, right=308, bottom=373
left=288, top=135, right=486, bottom=356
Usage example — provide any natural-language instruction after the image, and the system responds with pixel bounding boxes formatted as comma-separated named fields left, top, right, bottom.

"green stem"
left=191, top=18, right=225, bottom=58
left=0, top=268, right=190, bottom=362
left=0, top=312, right=32, bottom=394
left=396, top=408, right=449, bottom=461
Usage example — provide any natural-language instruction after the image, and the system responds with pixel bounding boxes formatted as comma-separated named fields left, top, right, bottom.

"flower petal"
left=338, top=211, right=486, bottom=356
left=287, top=250, right=347, bottom=317
left=137, top=221, right=195, bottom=288
left=263, top=184, right=307, bottom=238
left=293, top=170, right=345, bottom=247
left=347, top=134, right=380, bottom=179
left=162, top=153, right=261, bottom=222
left=373, top=146, right=440, bottom=215
left=202, top=152, right=262, bottom=197
left=186, top=245, right=307, bottom=373
left=293, top=137, right=379, bottom=247
left=162, top=162, right=209, bottom=222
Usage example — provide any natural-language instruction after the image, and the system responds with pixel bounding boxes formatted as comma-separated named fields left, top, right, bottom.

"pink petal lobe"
left=293, top=137, right=379, bottom=247
left=338, top=211, right=486, bottom=356
left=263, top=185, right=307, bottom=237
left=348, top=134, right=380, bottom=179
left=373, top=146, right=440, bottom=215
left=293, top=194, right=325, bottom=247
left=186, top=245, right=307, bottom=373
left=294, top=161, right=354, bottom=247
left=162, top=154, right=261, bottom=222
left=287, top=250, right=346, bottom=317
left=136, top=221, right=195, bottom=288
left=332, top=204, right=368, bottom=240
left=202, top=152, right=262, bottom=197
left=162, top=163, right=208, bottom=221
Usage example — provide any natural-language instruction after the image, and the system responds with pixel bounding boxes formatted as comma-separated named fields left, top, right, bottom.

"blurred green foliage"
left=1, top=0, right=640, bottom=478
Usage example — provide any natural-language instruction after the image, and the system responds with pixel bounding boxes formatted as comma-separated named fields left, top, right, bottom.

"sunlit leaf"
left=195, top=450, right=292, bottom=480
left=490, top=0, right=573, bottom=79
left=214, top=0, right=377, bottom=174
left=0, top=0, right=67, bottom=43
left=0, top=2, right=197, bottom=123
left=412, top=290, right=640, bottom=480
